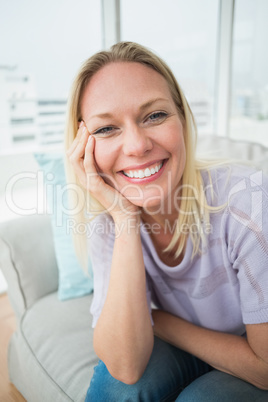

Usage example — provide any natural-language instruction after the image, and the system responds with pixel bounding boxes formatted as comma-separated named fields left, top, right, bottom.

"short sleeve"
left=223, top=169, right=268, bottom=324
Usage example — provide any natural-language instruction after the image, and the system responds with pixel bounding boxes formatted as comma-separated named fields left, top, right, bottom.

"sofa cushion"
left=9, top=292, right=98, bottom=402
left=0, top=215, right=59, bottom=317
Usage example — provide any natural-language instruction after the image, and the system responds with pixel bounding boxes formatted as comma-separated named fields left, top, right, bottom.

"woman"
left=65, top=42, right=268, bottom=401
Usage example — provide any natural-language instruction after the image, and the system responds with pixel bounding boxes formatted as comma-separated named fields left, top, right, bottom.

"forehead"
left=81, top=62, right=173, bottom=117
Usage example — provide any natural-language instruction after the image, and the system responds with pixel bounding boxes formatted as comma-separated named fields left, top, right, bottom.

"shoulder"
left=201, top=164, right=268, bottom=207
left=202, top=165, right=268, bottom=253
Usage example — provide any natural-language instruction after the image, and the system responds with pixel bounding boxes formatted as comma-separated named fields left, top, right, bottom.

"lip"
left=118, top=159, right=168, bottom=184
left=118, top=159, right=165, bottom=172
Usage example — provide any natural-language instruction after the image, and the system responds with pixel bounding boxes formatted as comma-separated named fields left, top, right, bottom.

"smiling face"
left=81, top=61, right=186, bottom=213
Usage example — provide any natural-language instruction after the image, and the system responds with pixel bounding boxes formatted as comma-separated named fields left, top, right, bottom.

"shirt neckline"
left=140, top=221, right=193, bottom=272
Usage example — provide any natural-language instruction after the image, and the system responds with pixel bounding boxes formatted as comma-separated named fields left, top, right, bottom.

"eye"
left=147, top=111, right=168, bottom=123
left=92, top=126, right=118, bottom=136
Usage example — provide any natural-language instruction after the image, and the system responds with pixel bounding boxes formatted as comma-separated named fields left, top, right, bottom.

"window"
left=120, top=0, right=220, bottom=134
left=0, top=0, right=103, bottom=154
left=230, top=0, right=268, bottom=146
left=0, top=0, right=103, bottom=226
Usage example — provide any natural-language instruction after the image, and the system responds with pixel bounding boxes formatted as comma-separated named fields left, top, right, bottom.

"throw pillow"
left=34, top=153, right=93, bottom=301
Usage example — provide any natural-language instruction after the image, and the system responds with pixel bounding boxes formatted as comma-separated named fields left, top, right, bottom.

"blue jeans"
left=85, top=336, right=268, bottom=401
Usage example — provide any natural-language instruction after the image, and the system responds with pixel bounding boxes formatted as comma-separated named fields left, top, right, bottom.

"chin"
left=125, top=195, right=163, bottom=211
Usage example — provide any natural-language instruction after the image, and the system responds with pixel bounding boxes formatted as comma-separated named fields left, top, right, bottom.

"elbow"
left=120, top=375, right=142, bottom=385
left=93, top=326, right=154, bottom=385
left=104, top=342, right=154, bottom=385
left=95, top=343, right=150, bottom=385
left=94, top=344, right=149, bottom=385
left=109, top=366, right=146, bottom=385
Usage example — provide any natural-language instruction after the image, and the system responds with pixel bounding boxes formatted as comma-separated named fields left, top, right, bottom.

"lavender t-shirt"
left=88, top=165, right=268, bottom=334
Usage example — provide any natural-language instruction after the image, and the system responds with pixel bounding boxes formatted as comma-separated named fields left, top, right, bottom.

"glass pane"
left=0, top=0, right=103, bottom=224
left=120, top=0, right=219, bottom=134
left=230, top=0, right=268, bottom=146
left=0, top=0, right=103, bottom=154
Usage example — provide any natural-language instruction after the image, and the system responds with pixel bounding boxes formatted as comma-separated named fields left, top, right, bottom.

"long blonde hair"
left=65, top=41, right=222, bottom=269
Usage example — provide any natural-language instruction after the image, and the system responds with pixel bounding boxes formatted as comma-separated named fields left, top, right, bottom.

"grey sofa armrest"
left=0, top=214, right=59, bottom=320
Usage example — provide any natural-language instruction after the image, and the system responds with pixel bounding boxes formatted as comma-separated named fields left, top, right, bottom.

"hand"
left=66, top=122, right=141, bottom=224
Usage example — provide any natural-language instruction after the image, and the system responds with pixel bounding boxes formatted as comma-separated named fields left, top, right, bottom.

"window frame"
left=215, top=0, right=235, bottom=137
left=102, top=0, right=236, bottom=138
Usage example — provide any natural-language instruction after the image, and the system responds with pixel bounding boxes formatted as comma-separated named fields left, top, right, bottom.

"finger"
left=66, top=121, right=82, bottom=156
left=66, top=123, right=86, bottom=157
left=66, top=121, right=89, bottom=157
left=83, top=136, right=139, bottom=218
left=84, top=136, right=111, bottom=193
left=68, top=124, right=90, bottom=166
left=84, top=136, right=102, bottom=185
left=67, top=124, right=91, bottom=188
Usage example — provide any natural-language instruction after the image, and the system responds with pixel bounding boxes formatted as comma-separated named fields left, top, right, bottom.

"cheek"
left=93, top=141, right=111, bottom=173
left=165, top=125, right=185, bottom=155
left=93, top=141, right=119, bottom=188
left=177, top=132, right=186, bottom=157
left=176, top=135, right=186, bottom=171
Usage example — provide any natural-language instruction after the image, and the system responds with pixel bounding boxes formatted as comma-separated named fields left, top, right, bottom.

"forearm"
left=152, top=310, right=268, bottom=390
left=94, top=218, right=154, bottom=384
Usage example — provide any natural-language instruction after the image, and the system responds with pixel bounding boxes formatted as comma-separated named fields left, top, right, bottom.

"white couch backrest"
left=196, top=135, right=268, bottom=175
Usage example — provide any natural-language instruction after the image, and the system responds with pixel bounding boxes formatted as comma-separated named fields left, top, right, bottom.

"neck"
left=141, top=189, right=180, bottom=229
left=140, top=208, right=178, bottom=230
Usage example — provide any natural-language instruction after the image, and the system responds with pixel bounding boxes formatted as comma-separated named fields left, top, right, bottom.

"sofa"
left=0, top=213, right=97, bottom=402
left=1, top=136, right=268, bottom=402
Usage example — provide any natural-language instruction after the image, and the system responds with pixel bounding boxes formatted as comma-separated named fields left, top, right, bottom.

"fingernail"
left=79, top=121, right=84, bottom=128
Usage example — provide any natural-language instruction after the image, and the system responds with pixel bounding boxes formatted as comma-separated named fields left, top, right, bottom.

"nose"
left=122, top=125, right=153, bottom=156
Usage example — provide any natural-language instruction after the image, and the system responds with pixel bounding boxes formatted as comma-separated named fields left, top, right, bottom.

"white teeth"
left=123, top=161, right=164, bottom=179
left=145, top=168, right=151, bottom=177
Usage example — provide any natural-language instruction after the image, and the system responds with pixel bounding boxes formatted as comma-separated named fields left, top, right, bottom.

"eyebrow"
left=89, top=97, right=170, bottom=120
left=139, top=97, right=169, bottom=112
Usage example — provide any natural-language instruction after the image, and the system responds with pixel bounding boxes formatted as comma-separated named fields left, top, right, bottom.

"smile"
left=122, top=160, right=164, bottom=179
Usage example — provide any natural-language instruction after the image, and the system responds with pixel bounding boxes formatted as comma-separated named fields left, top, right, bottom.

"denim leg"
left=85, top=336, right=211, bottom=402
left=177, top=369, right=268, bottom=402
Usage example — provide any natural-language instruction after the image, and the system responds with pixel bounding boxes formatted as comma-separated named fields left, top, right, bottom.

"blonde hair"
left=65, top=41, right=223, bottom=269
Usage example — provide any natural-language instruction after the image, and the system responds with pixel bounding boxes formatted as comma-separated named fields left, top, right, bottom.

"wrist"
left=112, top=209, right=141, bottom=226
left=113, top=216, right=141, bottom=237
